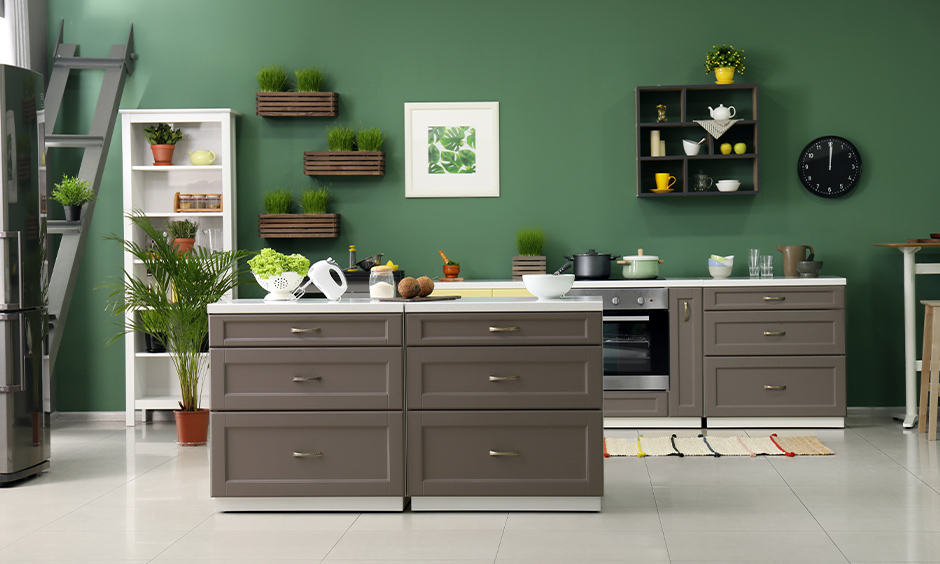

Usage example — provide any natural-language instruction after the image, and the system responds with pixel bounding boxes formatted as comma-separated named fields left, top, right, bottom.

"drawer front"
left=407, top=410, right=603, bottom=497
left=703, top=356, right=846, bottom=417
left=603, top=391, right=668, bottom=417
left=704, top=310, right=845, bottom=356
left=406, top=312, right=601, bottom=346
left=210, top=411, right=404, bottom=497
left=704, top=286, right=844, bottom=311
left=406, top=346, right=601, bottom=410
left=209, top=314, right=403, bottom=348
left=210, top=348, right=403, bottom=410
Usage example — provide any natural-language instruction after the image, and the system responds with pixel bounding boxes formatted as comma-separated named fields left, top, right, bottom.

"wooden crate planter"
left=303, top=151, right=385, bottom=176
left=258, top=214, right=340, bottom=238
left=256, top=92, right=338, bottom=117
left=512, top=256, right=547, bottom=280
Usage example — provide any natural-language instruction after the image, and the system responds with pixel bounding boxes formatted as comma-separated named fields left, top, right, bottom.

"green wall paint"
left=46, top=0, right=940, bottom=411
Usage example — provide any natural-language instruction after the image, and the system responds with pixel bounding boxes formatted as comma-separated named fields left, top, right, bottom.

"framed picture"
left=404, top=102, right=499, bottom=198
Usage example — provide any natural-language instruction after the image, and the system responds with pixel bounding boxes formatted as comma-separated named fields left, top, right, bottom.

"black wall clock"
left=797, top=136, right=862, bottom=198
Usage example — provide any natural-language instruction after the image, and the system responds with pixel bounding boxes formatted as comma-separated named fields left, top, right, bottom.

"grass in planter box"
left=264, top=188, right=292, bottom=214
left=295, top=66, right=324, bottom=92
left=327, top=125, right=355, bottom=151
left=299, top=185, right=330, bottom=214
left=256, top=64, right=288, bottom=92
left=355, top=127, right=386, bottom=152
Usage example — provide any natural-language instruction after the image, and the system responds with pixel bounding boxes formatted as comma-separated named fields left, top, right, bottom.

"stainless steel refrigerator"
left=0, top=64, right=49, bottom=484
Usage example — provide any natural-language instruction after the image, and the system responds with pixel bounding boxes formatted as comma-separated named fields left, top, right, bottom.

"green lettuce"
left=248, top=248, right=310, bottom=279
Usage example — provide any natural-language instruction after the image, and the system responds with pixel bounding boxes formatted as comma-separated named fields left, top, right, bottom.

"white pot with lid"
left=616, top=249, right=664, bottom=279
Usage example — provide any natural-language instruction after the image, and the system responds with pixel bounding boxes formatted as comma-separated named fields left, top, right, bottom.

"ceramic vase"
left=714, top=67, right=735, bottom=85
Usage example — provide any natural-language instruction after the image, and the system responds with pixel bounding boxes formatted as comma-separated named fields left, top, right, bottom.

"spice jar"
left=192, top=194, right=207, bottom=209
left=206, top=193, right=221, bottom=210
left=369, top=266, right=396, bottom=299
left=177, top=194, right=193, bottom=210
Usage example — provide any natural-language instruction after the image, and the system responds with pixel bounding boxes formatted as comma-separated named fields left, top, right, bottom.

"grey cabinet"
left=702, top=286, right=846, bottom=418
left=669, top=288, right=703, bottom=417
left=406, top=312, right=601, bottom=346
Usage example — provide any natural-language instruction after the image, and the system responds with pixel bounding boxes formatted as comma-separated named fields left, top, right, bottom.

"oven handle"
left=603, top=315, right=651, bottom=322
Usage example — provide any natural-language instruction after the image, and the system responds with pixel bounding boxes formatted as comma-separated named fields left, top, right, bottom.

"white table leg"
left=901, top=247, right=921, bottom=428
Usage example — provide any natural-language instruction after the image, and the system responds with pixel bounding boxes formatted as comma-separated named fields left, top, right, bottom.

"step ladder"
left=43, top=21, right=135, bottom=409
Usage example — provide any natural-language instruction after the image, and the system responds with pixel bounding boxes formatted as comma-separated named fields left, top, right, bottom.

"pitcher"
left=777, top=245, right=815, bottom=277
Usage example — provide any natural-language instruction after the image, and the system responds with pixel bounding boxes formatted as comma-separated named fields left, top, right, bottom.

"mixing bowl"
left=523, top=274, right=575, bottom=300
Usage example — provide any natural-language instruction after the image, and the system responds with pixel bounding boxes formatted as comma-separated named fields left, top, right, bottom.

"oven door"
left=602, top=312, right=669, bottom=391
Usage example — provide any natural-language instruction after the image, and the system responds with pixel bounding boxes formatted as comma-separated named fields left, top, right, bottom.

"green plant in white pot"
left=102, top=210, right=253, bottom=445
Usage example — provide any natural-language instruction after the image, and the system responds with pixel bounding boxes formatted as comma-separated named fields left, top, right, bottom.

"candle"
left=660, top=140, right=666, bottom=156
left=650, top=130, right=660, bottom=157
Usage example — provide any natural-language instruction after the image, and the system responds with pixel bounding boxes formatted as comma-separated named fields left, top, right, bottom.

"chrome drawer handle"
left=292, top=376, right=322, bottom=382
left=764, top=385, right=787, bottom=391
left=763, top=330, right=786, bottom=336
left=489, top=450, right=520, bottom=456
left=290, top=327, right=321, bottom=333
left=489, top=375, right=520, bottom=382
left=763, top=296, right=786, bottom=301
left=293, top=451, right=323, bottom=457
left=489, top=326, right=520, bottom=332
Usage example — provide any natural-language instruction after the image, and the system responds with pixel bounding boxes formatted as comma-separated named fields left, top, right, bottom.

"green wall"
left=46, top=0, right=940, bottom=411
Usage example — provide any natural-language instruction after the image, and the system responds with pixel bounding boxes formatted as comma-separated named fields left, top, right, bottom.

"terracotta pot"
left=173, top=238, right=195, bottom=254
left=443, top=264, right=460, bottom=278
left=151, top=144, right=176, bottom=166
left=174, top=408, right=209, bottom=446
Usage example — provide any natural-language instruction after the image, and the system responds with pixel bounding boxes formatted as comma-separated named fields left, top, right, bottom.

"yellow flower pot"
left=714, top=67, right=735, bottom=85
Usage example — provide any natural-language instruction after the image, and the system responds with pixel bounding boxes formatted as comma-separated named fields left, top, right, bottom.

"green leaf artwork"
left=428, top=125, right=476, bottom=174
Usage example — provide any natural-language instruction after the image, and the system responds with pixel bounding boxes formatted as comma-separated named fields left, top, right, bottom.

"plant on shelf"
left=143, top=123, right=183, bottom=165
left=102, top=211, right=253, bottom=445
left=256, top=64, right=288, bottom=92
left=166, top=219, right=199, bottom=254
left=299, top=184, right=330, bottom=214
left=51, top=174, right=95, bottom=221
left=295, top=66, right=324, bottom=92
left=704, top=44, right=745, bottom=84
left=327, top=125, right=355, bottom=151
left=263, top=187, right=292, bottom=214
left=512, top=227, right=547, bottom=280
left=355, top=127, right=387, bottom=152
left=139, top=308, right=168, bottom=353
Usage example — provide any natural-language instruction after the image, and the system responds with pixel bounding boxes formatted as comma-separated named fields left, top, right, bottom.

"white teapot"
left=708, top=104, right=736, bottom=120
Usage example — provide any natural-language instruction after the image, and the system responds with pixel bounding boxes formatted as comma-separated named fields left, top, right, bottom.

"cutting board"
left=437, top=277, right=465, bottom=282
left=376, top=295, right=461, bottom=302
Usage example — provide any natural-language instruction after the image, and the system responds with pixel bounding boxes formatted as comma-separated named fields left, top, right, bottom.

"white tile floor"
left=0, top=414, right=938, bottom=563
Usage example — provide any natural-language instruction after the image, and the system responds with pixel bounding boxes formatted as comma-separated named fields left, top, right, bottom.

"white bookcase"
left=119, top=109, right=239, bottom=426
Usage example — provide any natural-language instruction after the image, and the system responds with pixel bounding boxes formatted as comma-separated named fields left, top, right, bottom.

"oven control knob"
left=611, top=296, right=621, bottom=306
left=637, top=296, right=645, bottom=306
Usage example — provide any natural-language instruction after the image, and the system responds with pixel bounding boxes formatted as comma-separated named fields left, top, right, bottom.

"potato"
left=416, top=276, right=435, bottom=297
left=398, top=276, right=420, bottom=299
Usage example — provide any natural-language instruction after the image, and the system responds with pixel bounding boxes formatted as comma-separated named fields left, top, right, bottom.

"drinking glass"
left=760, top=255, right=774, bottom=278
left=749, top=248, right=760, bottom=278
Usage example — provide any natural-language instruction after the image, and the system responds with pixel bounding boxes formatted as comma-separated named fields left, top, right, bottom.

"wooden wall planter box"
left=256, top=92, right=338, bottom=117
left=304, top=151, right=385, bottom=176
left=512, top=256, right=547, bottom=280
left=258, top=213, right=340, bottom=238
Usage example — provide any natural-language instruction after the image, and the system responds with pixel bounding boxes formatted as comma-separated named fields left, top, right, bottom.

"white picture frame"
left=404, top=102, right=499, bottom=198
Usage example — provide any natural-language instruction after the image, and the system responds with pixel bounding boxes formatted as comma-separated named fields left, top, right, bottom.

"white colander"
left=253, top=271, right=305, bottom=301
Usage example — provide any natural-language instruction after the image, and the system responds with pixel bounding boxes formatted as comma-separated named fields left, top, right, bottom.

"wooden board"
left=303, top=151, right=385, bottom=176
left=257, top=92, right=338, bottom=117
left=436, top=277, right=465, bottom=282
left=258, top=214, right=340, bottom=238
left=376, top=295, right=461, bottom=302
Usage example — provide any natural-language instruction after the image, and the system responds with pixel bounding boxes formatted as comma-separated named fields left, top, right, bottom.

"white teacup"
left=682, top=139, right=700, bottom=156
left=716, top=179, right=740, bottom=192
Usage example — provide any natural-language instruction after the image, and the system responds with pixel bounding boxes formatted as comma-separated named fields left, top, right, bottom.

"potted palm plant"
left=143, top=123, right=183, bottom=165
left=103, top=211, right=253, bottom=445
left=512, top=227, right=547, bottom=280
left=50, top=174, right=96, bottom=221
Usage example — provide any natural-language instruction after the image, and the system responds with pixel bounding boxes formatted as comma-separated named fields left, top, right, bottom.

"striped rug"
left=603, top=434, right=833, bottom=457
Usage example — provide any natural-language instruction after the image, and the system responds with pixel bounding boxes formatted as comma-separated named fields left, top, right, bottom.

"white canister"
left=369, top=265, right=396, bottom=299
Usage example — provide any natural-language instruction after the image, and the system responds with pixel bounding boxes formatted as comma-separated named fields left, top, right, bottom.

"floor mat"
left=603, top=434, right=834, bottom=457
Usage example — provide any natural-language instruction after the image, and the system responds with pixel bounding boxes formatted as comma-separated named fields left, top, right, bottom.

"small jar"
left=206, top=193, right=222, bottom=210
left=369, top=266, right=396, bottom=299
left=177, top=194, right=193, bottom=210
left=192, top=194, right=207, bottom=209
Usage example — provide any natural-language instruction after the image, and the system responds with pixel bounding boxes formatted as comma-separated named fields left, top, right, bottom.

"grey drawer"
left=703, top=356, right=846, bottom=417
left=406, top=312, right=601, bottom=346
left=210, top=411, right=404, bottom=497
left=209, top=313, right=402, bottom=348
left=210, top=348, right=403, bottom=410
left=603, top=391, right=668, bottom=417
left=704, top=310, right=845, bottom=356
left=406, top=346, right=601, bottom=410
left=406, top=410, right=602, bottom=497
left=704, top=286, right=844, bottom=311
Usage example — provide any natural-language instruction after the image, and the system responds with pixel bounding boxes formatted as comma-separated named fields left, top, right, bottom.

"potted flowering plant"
left=704, top=44, right=745, bottom=84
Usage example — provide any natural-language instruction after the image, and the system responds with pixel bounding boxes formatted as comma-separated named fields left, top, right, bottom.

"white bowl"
left=716, top=180, right=740, bottom=192
left=523, top=274, right=575, bottom=300
left=682, top=140, right=701, bottom=156
left=253, top=271, right=305, bottom=301
left=708, top=265, right=733, bottom=279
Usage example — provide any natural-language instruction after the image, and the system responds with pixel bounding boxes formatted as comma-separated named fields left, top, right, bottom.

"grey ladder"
left=44, top=21, right=135, bottom=400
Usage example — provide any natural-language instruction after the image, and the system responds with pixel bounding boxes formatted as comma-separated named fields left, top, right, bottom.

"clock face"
left=797, top=136, right=862, bottom=198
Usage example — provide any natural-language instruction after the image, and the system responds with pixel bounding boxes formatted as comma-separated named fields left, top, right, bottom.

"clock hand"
left=828, top=141, right=833, bottom=171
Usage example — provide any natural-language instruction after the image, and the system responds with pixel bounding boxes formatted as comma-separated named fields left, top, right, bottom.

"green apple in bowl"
left=734, top=142, right=747, bottom=154
left=720, top=143, right=732, bottom=155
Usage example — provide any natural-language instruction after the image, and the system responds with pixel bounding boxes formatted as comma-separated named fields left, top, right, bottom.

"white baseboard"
left=54, top=410, right=175, bottom=423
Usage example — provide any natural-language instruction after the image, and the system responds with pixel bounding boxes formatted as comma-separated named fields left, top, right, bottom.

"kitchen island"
left=207, top=296, right=603, bottom=512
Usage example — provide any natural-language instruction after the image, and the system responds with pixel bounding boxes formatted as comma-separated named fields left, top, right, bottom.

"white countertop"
left=436, top=276, right=847, bottom=289
left=208, top=296, right=603, bottom=314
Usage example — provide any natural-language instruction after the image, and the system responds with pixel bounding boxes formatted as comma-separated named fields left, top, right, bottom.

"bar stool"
left=919, top=300, right=940, bottom=440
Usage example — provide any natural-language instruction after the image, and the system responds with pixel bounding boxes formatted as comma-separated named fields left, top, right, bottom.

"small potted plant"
left=263, top=187, right=292, bottom=214
left=139, top=309, right=167, bottom=353
left=704, top=44, right=745, bottom=84
left=143, top=123, right=183, bottom=165
left=51, top=174, right=96, bottom=221
left=512, top=227, right=547, bottom=280
left=304, top=125, right=386, bottom=177
left=256, top=64, right=337, bottom=117
left=166, top=219, right=199, bottom=254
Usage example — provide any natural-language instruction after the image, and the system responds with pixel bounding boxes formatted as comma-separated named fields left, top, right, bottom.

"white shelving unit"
left=120, top=109, right=239, bottom=426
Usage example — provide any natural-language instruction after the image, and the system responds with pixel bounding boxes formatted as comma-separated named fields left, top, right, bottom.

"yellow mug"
left=655, top=173, right=676, bottom=191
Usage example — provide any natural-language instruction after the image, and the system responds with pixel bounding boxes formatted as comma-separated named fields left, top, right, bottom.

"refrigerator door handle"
left=0, top=231, right=24, bottom=310
left=0, top=312, right=23, bottom=393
